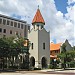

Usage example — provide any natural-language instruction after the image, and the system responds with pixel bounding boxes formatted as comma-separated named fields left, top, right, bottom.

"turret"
left=32, top=7, right=45, bottom=30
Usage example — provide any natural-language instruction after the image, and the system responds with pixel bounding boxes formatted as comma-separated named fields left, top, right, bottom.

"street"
left=0, top=69, right=75, bottom=75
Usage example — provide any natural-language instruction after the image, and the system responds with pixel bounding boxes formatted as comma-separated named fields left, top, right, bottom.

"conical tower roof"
left=32, top=8, right=45, bottom=25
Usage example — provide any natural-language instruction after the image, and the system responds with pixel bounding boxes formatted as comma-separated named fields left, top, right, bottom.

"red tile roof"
left=50, top=42, right=62, bottom=51
left=32, top=9, right=45, bottom=25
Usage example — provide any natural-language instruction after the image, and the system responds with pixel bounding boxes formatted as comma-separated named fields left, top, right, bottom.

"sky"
left=54, top=0, right=68, bottom=14
left=0, top=0, right=75, bottom=46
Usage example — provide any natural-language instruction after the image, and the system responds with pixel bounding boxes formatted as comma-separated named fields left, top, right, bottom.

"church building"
left=28, top=7, right=50, bottom=68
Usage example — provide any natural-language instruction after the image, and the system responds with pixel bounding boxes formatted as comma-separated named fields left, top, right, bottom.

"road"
left=0, top=69, right=75, bottom=75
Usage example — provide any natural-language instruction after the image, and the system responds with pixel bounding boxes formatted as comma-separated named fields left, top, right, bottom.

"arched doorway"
left=41, top=57, right=47, bottom=68
left=30, top=57, right=35, bottom=67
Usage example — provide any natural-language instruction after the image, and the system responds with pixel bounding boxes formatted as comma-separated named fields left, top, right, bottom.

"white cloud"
left=36, top=0, right=43, bottom=5
left=56, top=11, right=63, bottom=17
left=68, top=0, right=75, bottom=5
left=0, top=0, right=74, bottom=46
left=65, top=5, right=75, bottom=23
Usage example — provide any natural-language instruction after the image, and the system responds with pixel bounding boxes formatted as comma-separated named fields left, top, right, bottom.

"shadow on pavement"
left=0, top=69, right=16, bottom=73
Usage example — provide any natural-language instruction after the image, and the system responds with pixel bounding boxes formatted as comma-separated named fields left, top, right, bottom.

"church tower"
left=32, top=7, right=45, bottom=30
left=28, top=7, right=50, bottom=69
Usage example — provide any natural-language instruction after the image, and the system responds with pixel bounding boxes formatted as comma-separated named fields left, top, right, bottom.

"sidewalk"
left=40, top=68, right=75, bottom=73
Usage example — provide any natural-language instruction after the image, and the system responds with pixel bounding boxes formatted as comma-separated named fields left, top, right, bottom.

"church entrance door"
left=30, top=57, right=35, bottom=67
left=41, top=57, right=47, bottom=68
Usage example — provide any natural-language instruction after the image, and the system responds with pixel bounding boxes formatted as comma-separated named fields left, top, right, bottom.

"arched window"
left=43, top=43, right=45, bottom=49
left=32, top=43, right=33, bottom=49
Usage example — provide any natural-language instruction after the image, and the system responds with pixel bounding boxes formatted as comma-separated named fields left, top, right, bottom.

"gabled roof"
left=32, top=9, right=45, bottom=25
left=50, top=42, right=62, bottom=51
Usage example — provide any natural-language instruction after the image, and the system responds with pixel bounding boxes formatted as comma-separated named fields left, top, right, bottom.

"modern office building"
left=0, top=14, right=30, bottom=38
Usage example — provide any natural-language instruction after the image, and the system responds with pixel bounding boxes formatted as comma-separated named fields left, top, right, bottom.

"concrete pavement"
left=40, top=68, right=75, bottom=73
left=0, top=69, right=75, bottom=75
left=0, top=73, right=56, bottom=75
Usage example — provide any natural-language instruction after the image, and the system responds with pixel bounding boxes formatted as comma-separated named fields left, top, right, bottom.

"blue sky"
left=54, top=0, right=68, bottom=14
left=54, top=0, right=75, bottom=15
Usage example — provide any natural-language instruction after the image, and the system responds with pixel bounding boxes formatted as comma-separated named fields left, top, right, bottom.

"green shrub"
left=69, top=61, right=75, bottom=68
left=48, top=64, right=54, bottom=69
left=8, top=66, right=18, bottom=69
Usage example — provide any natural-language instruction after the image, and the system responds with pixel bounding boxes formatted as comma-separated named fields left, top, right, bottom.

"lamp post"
left=54, top=58, right=56, bottom=71
left=23, top=38, right=30, bottom=70
left=26, top=39, right=30, bottom=71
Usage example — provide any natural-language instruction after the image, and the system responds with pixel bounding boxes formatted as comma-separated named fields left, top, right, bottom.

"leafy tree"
left=0, top=38, right=9, bottom=70
left=0, top=36, right=29, bottom=70
left=73, top=46, right=75, bottom=50
left=6, top=37, right=25, bottom=68
left=62, top=43, right=67, bottom=69
left=58, top=43, right=75, bottom=69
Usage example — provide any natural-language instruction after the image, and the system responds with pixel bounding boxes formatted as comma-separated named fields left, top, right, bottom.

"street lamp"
left=23, top=38, right=30, bottom=70
left=54, top=58, right=56, bottom=71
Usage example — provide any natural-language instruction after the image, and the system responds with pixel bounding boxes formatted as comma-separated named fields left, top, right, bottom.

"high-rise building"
left=0, top=14, right=30, bottom=38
